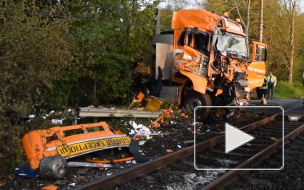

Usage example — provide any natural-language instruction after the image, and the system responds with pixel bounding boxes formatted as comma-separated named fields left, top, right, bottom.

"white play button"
left=225, top=123, right=255, bottom=153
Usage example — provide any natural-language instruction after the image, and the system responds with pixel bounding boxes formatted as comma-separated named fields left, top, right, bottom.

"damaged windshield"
left=216, top=32, right=247, bottom=58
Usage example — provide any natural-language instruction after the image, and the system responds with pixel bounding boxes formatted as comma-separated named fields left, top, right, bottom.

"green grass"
left=274, top=81, right=304, bottom=99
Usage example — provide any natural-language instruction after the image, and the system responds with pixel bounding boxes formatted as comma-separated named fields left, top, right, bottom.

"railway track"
left=203, top=119, right=304, bottom=189
left=74, top=106, right=304, bottom=190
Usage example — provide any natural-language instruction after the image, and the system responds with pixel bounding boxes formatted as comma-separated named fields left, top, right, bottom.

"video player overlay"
left=194, top=106, right=283, bottom=170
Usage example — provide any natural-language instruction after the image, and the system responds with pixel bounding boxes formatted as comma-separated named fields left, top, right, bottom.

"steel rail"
left=202, top=123, right=304, bottom=190
left=76, top=113, right=278, bottom=190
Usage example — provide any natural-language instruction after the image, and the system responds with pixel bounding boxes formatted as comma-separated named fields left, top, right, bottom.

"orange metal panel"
left=180, top=69, right=207, bottom=94
left=22, top=122, right=130, bottom=169
left=172, top=10, right=221, bottom=31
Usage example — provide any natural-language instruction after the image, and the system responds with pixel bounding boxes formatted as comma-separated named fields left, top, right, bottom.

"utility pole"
left=259, top=0, right=264, bottom=42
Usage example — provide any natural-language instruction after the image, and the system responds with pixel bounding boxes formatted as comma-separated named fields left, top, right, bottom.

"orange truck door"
left=247, top=41, right=267, bottom=90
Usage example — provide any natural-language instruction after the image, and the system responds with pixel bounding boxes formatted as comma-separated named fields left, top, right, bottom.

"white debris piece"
left=134, top=129, right=150, bottom=140
left=51, top=119, right=64, bottom=124
left=69, top=183, right=76, bottom=186
left=26, top=114, right=36, bottom=122
left=68, top=162, right=111, bottom=168
left=127, top=121, right=151, bottom=140
left=150, top=131, right=162, bottom=136
left=170, top=120, right=176, bottom=125
left=28, top=114, right=35, bottom=118
left=226, top=111, right=234, bottom=119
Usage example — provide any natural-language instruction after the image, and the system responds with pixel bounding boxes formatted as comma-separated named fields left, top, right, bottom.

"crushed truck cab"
left=22, top=122, right=131, bottom=170
left=151, top=9, right=267, bottom=119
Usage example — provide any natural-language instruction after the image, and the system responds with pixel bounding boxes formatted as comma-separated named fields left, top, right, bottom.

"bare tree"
left=279, top=0, right=298, bottom=83
left=259, top=0, right=263, bottom=42
left=231, top=0, right=251, bottom=43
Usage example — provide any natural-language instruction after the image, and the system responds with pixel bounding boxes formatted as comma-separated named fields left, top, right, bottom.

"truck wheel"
left=39, top=155, right=68, bottom=179
left=184, top=91, right=212, bottom=120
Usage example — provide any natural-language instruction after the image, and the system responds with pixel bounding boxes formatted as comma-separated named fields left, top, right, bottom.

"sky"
left=159, top=0, right=304, bottom=13
left=300, top=1, right=304, bottom=13
left=159, top=0, right=197, bottom=9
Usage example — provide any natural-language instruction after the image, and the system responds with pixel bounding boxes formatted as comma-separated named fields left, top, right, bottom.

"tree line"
left=0, top=0, right=160, bottom=117
left=1, top=0, right=303, bottom=117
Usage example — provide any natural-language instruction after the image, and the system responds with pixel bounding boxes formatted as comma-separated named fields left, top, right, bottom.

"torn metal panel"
left=22, top=122, right=131, bottom=170
left=68, top=162, right=112, bottom=168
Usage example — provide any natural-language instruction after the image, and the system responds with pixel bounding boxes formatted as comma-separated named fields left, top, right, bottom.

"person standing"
left=260, top=76, right=268, bottom=98
left=266, top=71, right=277, bottom=100
left=257, top=76, right=267, bottom=100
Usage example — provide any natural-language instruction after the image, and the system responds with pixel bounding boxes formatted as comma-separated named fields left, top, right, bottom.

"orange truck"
left=22, top=122, right=131, bottom=178
left=150, top=9, right=267, bottom=118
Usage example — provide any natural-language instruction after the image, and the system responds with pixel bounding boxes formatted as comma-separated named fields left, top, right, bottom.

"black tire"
left=184, top=91, right=212, bottom=120
left=39, top=155, right=68, bottom=179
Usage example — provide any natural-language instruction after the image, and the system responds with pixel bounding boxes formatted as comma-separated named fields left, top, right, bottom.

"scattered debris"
left=73, top=176, right=87, bottom=182
left=68, top=162, right=112, bottom=169
left=77, top=168, right=87, bottom=175
left=191, top=130, right=199, bottom=134
left=14, top=167, right=36, bottom=178
left=128, top=91, right=145, bottom=110
left=288, top=115, right=301, bottom=121
left=16, top=91, right=192, bottom=183
left=183, top=140, right=194, bottom=144
left=86, top=156, right=134, bottom=164
left=42, top=184, right=58, bottom=190
left=51, top=119, right=64, bottom=124
left=128, top=139, right=148, bottom=163
left=127, top=121, right=151, bottom=140
left=149, top=103, right=179, bottom=128
left=145, top=97, right=163, bottom=111
left=54, top=180, right=66, bottom=186
left=134, top=129, right=150, bottom=140
left=261, top=97, right=267, bottom=105
left=270, top=137, right=279, bottom=141
left=150, top=131, right=164, bottom=136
